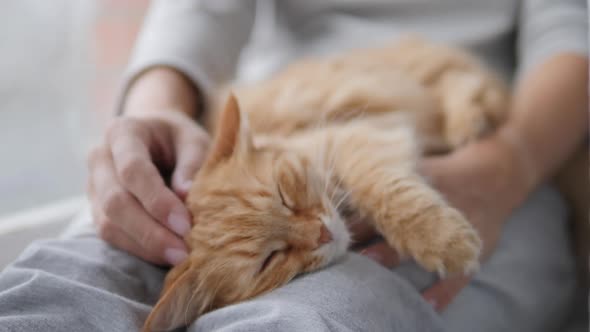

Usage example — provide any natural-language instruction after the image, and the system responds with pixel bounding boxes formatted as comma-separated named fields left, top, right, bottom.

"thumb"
left=171, top=138, right=208, bottom=199
left=422, top=275, right=471, bottom=312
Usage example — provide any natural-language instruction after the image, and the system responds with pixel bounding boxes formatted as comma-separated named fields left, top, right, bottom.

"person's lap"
left=438, top=185, right=577, bottom=332
left=0, top=186, right=577, bottom=332
left=193, top=186, right=577, bottom=332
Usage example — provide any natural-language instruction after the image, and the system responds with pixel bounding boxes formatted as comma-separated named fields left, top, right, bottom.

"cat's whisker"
left=328, top=164, right=346, bottom=204
left=326, top=164, right=339, bottom=203
left=328, top=151, right=342, bottom=202
left=334, top=189, right=351, bottom=211
left=320, top=118, right=335, bottom=197
left=329, top=155, right=356, bottom=206
left=315, top=134, right=335, bottom=199
left=323, top=151, right=336, bottom=198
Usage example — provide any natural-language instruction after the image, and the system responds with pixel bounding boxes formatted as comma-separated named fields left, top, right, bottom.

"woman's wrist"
left=123, top=66, right=201, bottom=119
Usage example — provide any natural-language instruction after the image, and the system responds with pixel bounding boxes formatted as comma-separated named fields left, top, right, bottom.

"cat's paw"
left=412, top=210, right=482, bottom=277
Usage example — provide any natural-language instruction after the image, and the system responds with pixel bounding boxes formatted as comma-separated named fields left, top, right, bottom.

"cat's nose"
left=318, top=224, right=333, bottom=245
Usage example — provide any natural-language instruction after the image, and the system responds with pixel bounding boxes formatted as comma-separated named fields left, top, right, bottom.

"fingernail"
left=179, top=180, right=193, bottom=193
left=361, top=249, right=382, bottom=263
left=164, top=248, right=188, bottom=265
left=168, top=208, right=191, bottom=236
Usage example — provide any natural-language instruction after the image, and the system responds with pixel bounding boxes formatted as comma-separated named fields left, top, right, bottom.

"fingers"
left=92, top=206, right=164, bottom=265
left=95, top=209, right=188, bottom=266
left=88, top=145, right=188, bottom=266
left=171, top=132, right=209, bottom=198
left=358, top=241, right=401, bottom=268
left=422, top=275, right=471, bottom=312
left=107, top=122, right=192, bottom=236
left=87, top=114, right=210, bottom=266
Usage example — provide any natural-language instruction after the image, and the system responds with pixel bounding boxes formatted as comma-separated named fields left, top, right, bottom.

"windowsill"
left=0, top=196, right=86, bottom=270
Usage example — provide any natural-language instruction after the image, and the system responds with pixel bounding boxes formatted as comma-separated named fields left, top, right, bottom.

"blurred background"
left=0, top=0, right=149, bottom=266
left=0, top=0, right=148, bottom=218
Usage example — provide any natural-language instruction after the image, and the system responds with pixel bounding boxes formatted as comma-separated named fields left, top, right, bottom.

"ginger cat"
left=143, top=37, right=510, bottom=331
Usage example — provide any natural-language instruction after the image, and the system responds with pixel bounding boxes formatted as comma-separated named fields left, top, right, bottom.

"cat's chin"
left=314, top=214, right=351, bottom=267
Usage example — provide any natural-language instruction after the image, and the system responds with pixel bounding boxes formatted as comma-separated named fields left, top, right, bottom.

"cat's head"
left=143, top=95, right=350, bottom=331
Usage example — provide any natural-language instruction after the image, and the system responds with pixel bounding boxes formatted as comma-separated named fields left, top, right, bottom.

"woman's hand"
left=417, top=134, right=532, bottom=310
left=87, top=110, right=210, bottom=266
left=356, top=132, right=534, bottom=310
left=358, top=54, right=588, bottom=311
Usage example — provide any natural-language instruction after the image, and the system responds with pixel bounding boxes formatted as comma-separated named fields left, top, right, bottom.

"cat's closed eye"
left=259, top=250, right=280, bottom=273
left=277, top=184, right=293, bottom=210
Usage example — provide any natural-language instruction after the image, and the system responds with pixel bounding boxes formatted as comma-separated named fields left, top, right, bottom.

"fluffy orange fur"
left=143, top=37, right=510, bottom=331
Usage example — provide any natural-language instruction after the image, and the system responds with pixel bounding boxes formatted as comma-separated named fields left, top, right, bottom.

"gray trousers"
left=0, top=186, right=578, bottom=332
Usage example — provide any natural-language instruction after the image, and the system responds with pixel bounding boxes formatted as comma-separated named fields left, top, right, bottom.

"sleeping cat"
left=143, top=37, right=510, bottom=331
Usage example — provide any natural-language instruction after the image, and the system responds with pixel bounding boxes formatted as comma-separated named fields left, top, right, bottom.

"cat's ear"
left=142, top=261, right=207, bottom=332
left=203, top=93, right=252, bottom=169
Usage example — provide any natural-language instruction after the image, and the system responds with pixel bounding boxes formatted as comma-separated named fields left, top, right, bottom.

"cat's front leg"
left=331, top=128, right=481, bottom=276
left=352, top=173, right=481, bottom=276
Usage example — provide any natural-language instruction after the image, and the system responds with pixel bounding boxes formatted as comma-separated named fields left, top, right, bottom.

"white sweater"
left=120, top=0, right=588, bottom=111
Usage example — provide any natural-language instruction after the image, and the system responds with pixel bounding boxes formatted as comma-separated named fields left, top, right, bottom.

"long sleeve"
left=116, top=0, right=256, bottom=113
left=517, top=0, right=588, bottom=77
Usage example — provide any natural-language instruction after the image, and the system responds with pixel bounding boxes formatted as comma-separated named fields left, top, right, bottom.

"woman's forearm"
left=498, top=53, right=589, bottom=192
left=122, top=66, right=201, bottom=118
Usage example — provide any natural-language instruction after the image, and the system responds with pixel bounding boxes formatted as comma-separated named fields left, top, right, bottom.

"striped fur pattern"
left=143, top=37, right=510, bottom=331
